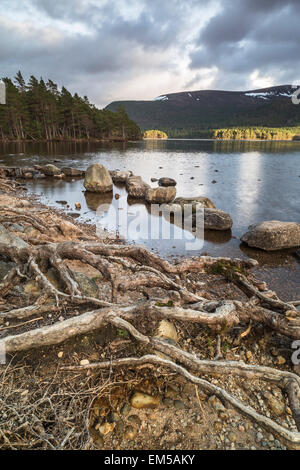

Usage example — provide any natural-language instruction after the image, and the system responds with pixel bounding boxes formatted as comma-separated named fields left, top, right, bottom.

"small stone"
left=124, top=425, right=137, bottom=440
left=131, top=392, right=159, bottom=409
left=276, top=356, right=286, bottom=365
left=246, top=351, right=253, bottom=361
left=57, top=351, right=63, bottom=358
left=174, top=400, right=185, bottom=410
left=256, top=432, right=263, bottom=442
left=75, top=202, right=81, bottom=210
left=264, top=392, right=285, bottom=417
left=214, top=421, right=223, bottom=432
left=228, top=432, right=237, bottom=443
left=99, top=422, right=115, bottom=435
left=80, top=359, right=90, bottom=366
left=208, top=395, right=226, bottom=412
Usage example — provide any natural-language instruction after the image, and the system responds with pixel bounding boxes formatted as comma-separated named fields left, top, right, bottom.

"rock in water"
left=174, top=196, right=216, bottom=210
left=158, top=177, right=177, bottom=187
left=145, top=186, right=176, bottom=204
left=112, top=170, right=133, bottom=183
left=191, top=208, right=232, bottom=230
left=203, top=208, right=233, bottom=230
left=84, top=164, right=113, bottom=193
left=241, top=220, right=300, bottom=250
left=41, top=164, right=61, bottom=176
left=61, top=167, right=85, bottom=177
left=126, top=175, right=150, bottom=199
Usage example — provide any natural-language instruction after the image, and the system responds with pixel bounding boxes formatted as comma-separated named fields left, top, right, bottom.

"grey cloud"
left=1, top=0, right=299, bottom=107
left=189, top=0, right=300, bottom=88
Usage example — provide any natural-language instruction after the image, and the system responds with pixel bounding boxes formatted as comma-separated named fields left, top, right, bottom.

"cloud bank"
left=0, top=0, right=299, bottom=107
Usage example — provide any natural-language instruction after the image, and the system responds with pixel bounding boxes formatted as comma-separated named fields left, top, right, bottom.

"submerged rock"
left=241, top=220, right=300, bottom=250
left=158, top=177, right=177, bottom=187
left=112, top=170, right=133, bottom=184
left=126, top=175, right=150, bottom=199
left=145, top=186, right=176, bottom=204
left=189, top=208, right=232, bottom=231
left=84, top=164, right=113, bottom=193
left=41, top=164, right=61, bottom=176
left=61, top=167, right=85, bottom=177
left=174, top=196, right=216, bottom=210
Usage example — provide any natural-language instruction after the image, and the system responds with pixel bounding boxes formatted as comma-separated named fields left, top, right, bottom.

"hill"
left=106, top=85, right=300, bottom=138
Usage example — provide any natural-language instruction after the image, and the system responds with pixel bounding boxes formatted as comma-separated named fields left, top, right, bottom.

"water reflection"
left=1, top=139, right=300, bottom=297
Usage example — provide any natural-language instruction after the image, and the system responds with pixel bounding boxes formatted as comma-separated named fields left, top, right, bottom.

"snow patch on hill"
left=153, top=95, right=168, bottom=101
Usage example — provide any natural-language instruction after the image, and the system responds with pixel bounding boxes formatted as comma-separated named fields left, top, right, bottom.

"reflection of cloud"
left=237, top=151, right=262, bottom=223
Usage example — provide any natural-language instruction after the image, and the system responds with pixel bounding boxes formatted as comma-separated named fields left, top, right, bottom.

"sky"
left=1, top=0, right=300, bottom=108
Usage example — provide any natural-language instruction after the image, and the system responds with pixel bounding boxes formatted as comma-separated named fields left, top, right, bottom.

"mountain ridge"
left=106, top=85, right=300, bottom=138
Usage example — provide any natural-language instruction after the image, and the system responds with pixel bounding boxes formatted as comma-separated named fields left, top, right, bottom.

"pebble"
left=276, top=356, right=286, bottom=365
left=256, top=432, right=263, bottom=442
left=208, top=395, right=226, bottom=412
left=131, top=392, right=159, bottom=409
left=57, top=351, right=63, bottom=358
left=80, top=359, right=90, bottom=366
left=174, top=400, right=185, bottom=410
left=124, top=425, right=137, bottom=440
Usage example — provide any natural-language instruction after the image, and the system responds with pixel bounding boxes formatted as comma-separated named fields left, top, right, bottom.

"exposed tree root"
left=63, top=354, right=300, bottom=449
left=0, top=197, right=300, bottom=449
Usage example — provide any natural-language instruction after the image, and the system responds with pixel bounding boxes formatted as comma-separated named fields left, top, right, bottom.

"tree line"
left=143, top=129, right=168, bottom=139
left=159, top=126, right=300, bottom=140
left=0, top=72, right=141, bottom=142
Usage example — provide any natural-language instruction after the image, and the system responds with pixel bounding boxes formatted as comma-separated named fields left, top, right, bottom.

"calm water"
left=0, top=139, right=300, bottom=299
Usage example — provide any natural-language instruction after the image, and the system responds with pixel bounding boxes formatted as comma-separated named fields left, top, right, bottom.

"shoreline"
left=0, top=176, right=299, bottom=450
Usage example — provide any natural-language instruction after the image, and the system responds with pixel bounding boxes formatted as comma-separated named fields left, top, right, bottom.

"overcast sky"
left=1, top=0, right=300, bottom=107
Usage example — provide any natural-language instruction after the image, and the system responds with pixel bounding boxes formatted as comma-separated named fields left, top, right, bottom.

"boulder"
left=126, top=176, right=150, bottom=199
left=203, top=208, right=232, bottom=230
left=174, top=196, right=216, bottom=210
left=61, top=167, right=85, bottom=177
left=112, top=170, right=133, bottom=184
left=241, top=221, right=300, bottom=251
left=84, top=164, right=113, bottom=193
left=158, top=177, right=177, bottom=187
left=145, top=186, right=176, bottom=204
left=0, top=223, right=27, bottom=249
left=41, top=164, right=61, bottom=176
left=190, top=208, right=232, bottom=231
